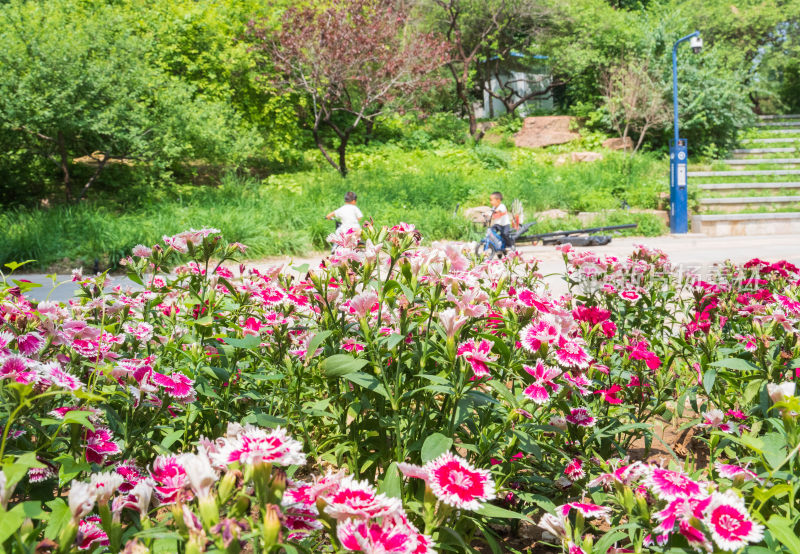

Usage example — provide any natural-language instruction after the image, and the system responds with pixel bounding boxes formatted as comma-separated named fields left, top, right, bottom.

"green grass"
left=0, top=144, right=668, bottom=269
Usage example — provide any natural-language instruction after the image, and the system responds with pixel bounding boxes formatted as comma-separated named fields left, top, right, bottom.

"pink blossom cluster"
left=542, top=460, right=765, bottom=553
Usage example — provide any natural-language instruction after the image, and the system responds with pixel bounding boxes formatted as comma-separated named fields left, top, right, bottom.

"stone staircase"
left=690, top=114, right=800, bottom=235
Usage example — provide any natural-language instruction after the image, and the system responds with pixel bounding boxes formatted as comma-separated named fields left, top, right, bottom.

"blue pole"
left=672, top=31, right=699, bottom=146
left=670, top=31, right=699, bottom=234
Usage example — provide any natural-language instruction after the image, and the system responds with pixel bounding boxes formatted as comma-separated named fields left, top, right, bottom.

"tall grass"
left=0, top=146, right=668, bottom=269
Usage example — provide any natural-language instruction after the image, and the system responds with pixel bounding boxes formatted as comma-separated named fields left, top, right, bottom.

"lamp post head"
left=690, top=35, right=703, bottom=54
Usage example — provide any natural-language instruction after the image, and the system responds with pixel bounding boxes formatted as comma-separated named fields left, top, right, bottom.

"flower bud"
left=230, top=494, right=250, bottom=518
left=198, top=495, right=220, bottom=530
left=56, top=521, right=79, bottom=554
left=218, top=471, right=238, bottom=504
left=271, top=470, right=287, bottom=503
left=636, top=493, right=650, bottom=519
left=622, top=486, right=636, bottom=513
left=262, top=504, right=281, bottom=548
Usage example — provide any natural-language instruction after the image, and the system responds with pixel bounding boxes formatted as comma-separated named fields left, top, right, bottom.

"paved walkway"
left=12, top=234, right=800, bottom=302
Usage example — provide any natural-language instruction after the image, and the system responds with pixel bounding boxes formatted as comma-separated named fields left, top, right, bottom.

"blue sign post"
left=670, top=30, right=701, bottom=234
left=669, top=139, right=688, bottom=233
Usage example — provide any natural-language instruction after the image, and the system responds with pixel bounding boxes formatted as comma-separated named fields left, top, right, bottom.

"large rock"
left=537, top=209, right=569, bottom=220
left=464, top=206, right=493, bottom=224
left=514, top=116, right=580, bottom=149
left=571, top=151, right=603, bottom=163
left=602, top=136, right=634, bottom=151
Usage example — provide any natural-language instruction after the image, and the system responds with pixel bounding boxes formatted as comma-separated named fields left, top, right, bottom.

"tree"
left=0, top=0, right=262, bottom=203
left=427, top=0, right=530, bottom=138
left=249, top=0, right=449, bottom=177
left=479, top=57, right=560, bottom=118
left=603, top=60, right=671, bottom=154
left=536, top=0, right=641, bottom=109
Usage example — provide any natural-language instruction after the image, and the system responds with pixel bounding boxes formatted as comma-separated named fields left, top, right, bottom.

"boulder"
left=513, top=116, right=580, bottom=149
left=571, top=151, right=603, bottom=163
left=602, top=136, right=634, bottom=151
left=537, top=209, right=569, bottom=220
left=464, top=206, right=493, bottom=224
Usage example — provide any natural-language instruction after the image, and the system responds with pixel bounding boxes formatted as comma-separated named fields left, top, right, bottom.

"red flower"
left=594, top=384, right=623, bottom=404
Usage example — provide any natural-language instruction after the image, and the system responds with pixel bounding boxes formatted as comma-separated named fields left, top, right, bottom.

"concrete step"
left=759, top=114, right=800, bottom=120
left=697, top=181, right=800, bottom=191
left=692, top=212, right=800, bottom=236
left=733, top=148, right=797, bottom=155
left=759, top=129, right=800, bottom=134
left=755, top=121, right=800, bottom=127
left=688, top=169, right=800, bottom=177
left=743, top=138, right=800, bottom=144
left=722, top=158, right=800, bottom=165
left=699, top=196, right=800, bottom=212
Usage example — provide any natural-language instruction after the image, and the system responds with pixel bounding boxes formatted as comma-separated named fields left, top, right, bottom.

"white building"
left=476, top=54, right=554, bottom=118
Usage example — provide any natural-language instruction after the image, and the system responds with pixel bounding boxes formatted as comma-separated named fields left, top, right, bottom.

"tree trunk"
left=337, top=134, right=349, bottom=178
left=449, top=62, right=482, bottom=142
left=57, top=132, right=72, bottom=203
left=312, top=127, right=342, bottom=176
left=79, top=154, right=110, bottom=200
left=364, top=117, right=374, bottom=146
left=633, top=123, right=651, bottom=155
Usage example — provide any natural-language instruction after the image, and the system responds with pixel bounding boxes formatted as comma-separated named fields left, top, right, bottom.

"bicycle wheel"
left=474, top=241, right=498, bottom=260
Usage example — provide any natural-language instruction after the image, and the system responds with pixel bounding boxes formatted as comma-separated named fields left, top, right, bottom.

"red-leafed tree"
left=248, top=0, right=449, bottom=177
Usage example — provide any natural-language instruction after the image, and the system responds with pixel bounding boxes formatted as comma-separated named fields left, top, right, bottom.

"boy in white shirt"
left=326, top=191, right=363, bottom=233
left=489, top=191, right=512, bottom=248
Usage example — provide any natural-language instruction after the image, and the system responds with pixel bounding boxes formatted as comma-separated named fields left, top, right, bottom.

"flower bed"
left=0, top=225, right=798, bottom=553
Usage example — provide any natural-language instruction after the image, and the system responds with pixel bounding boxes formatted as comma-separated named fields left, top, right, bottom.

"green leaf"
left=343, top=372, right=389, bottom=399
left=512, top=430, right=542, bottom=460
left=475, top=503, right=529, bottom=520
left=0, top=505, right=26, bottom=543
left=61, top=409, right=96, bottom=431
left=222, top=335, right=261, bottom=349
left=44, top=499, right=70, bottom=540
left=160, top=429, right=184, bottom=449
left=744, top=379, right=764, bottom=404
left=126, top=270, right=145, bottom=287
left=15, top=501, right=48, bottom=520
left=12, top=279, right=42, bottom=292
left=134, top=528, right=184, bottom=540
left=241, top=413, right=287, bottom=428
left=56, top=454, right=91, bottom=486
left=305, top=330, right=333, bottom=361
left=4, top=260, right=35, bottom=271
left=515, top=492, right=555, bottom=514
left=421, top=433, right=452, bottom=463
left=322, top=354, right=369, bottom=377
left=709, top=358, right=760, bottom=371
left=753, top=484, right=791, bottom=504
left=382, top=279, right=402, bottom=295
left=4, top=452, right=44, bottom=488
left=378, top=462, right=402, bottom=498
left=766, top=515, right=800, bottom=554
left=594, top=530, right=628, bottom=554
left=291, top=263, right=309, bottom=275
left=722, top=433, right=765, bottom=454
left=487, top=380, right=515, bottom=405
left=702, top=367, right=717, bottom=395
left=386, top=333, right=405, bottom=350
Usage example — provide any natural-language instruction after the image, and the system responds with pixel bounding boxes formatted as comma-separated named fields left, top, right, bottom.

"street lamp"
left=670, top=30, right=701, bottom=234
